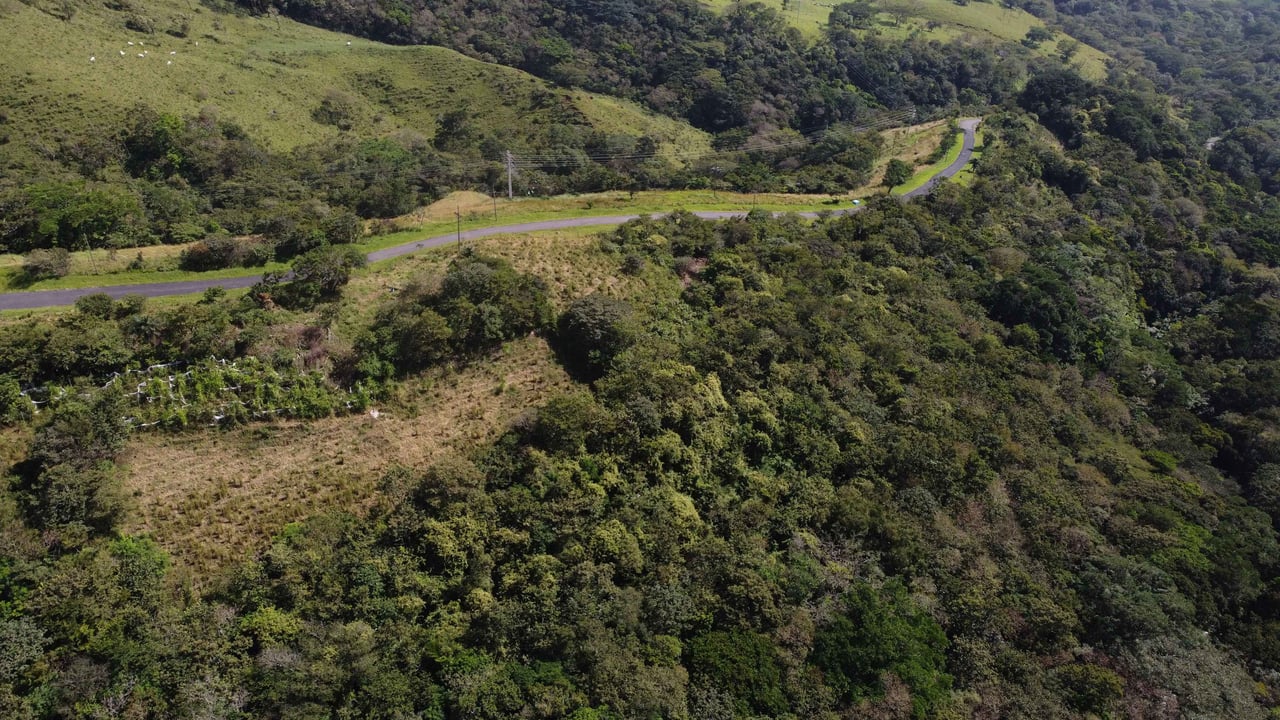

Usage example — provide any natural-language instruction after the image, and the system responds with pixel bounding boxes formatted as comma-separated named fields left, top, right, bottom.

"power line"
left=202, top=107, right=916, bottom=186
left=507, top=107, right=916, bottom=170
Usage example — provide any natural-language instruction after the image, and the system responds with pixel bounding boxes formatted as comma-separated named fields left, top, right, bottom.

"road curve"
left=0, top=119, right=980, bottom=310
left=901, top=117, right=980, bottom=199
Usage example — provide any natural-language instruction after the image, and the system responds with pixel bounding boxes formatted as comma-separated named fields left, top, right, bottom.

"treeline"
left=229, top=0, right=1028, bottom=133
left=0, top=101, right=894, bottom=263
left=1037, top=0, right=1280, bottom=195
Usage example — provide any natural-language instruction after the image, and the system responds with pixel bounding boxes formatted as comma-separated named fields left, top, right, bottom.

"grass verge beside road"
left=891, top=131, right=966, bottom=197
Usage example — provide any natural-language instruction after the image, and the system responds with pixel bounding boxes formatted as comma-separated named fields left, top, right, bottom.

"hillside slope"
left=0, top=0, right=710, bottom=167
left=702, top=0, right=1110, bottom=79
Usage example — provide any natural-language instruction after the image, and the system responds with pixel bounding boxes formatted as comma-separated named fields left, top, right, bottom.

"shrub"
left=179, top=236, right=244, bottom=271
left=884, top=159, right=913, bottom=188
left=125, top=14, right=155, bottom=33
left=554, top=293, right=635, bottom=381
left=621, top=253, right=646, bottom=275
left=313, top=89, right=359, bottom=130
left=437, top=254, right=554, bottom=352
left=180, top=236, right=274, bottom=270
left=35, top=462, right=125, bottom=538
left=22, top=248, right=71, bottom=280
left=0, top=374, right=32, bottom=425
left=74, top=293, right=117, bottom=320
left=321, top=209, right=363, bottom=245
left=269, top=244, right=367, bottom=310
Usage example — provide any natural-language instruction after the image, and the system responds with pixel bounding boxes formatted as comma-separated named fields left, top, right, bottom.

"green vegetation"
left=0, top=0, right=708, bottom=159
left=357, top=252, right=555, bottom=375
left=702, top=0, right=1110, bottom=78
left=2, top=0, right=1280, bottom=716
left=4, top=79, right=1280, bottom=711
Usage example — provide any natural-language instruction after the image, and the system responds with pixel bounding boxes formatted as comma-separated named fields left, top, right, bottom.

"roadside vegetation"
left=1, top=121, right=962, bottom=295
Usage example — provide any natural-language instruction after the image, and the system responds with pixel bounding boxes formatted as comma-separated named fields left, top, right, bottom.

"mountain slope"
left=701, top=0, right=1111, bottom=79
left=0, top=0, right=710, bottom=167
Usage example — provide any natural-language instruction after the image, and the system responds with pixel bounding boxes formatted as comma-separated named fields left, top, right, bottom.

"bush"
left=22, top=248, right=71, bottom=280
left=321, top=210, right=363, bottom=245
left=30, top=391, right=130, bottom=471
left=179, top=236, right=274, bottom=271
left=313, top=89, right=359, bottom=130
left=74, top=293, right=117, bottom=320
left=0, top=374, right=32, bottom=425
left=179, top=236, right=244, bottom=271
left=35, top=462, right=125, bottom=538
left=554, top=293, right=635, bottom=381
left=620, top=253, right=646, bottom=275
left=883, top=158, right=913, bottom=188
left=267, top=244, right=366, bottom=309
left=436, top=254, right=554, bottom=352
left=125, top=14, right=155, bottom=33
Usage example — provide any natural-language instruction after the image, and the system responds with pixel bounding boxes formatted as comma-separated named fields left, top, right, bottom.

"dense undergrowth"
left=3, top=79, right=1280, bottom=714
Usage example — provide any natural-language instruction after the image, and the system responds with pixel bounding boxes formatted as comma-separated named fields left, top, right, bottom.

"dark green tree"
left=812, top=580, right=952, bottom=718
left=554, top=293, right=635, bottom=381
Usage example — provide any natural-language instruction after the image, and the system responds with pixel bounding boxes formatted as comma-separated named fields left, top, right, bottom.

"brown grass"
left=857, top=120, right=951, bottom=194
left=401, top=191, right=499, bottom=224
left=119, top=335, right=573, bottom=583
left=119, top=228, right=657, bottom=583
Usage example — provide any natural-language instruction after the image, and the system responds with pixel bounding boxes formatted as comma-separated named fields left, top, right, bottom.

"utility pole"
left=505, top=151, right=514, bottom=200
left=456, top=205, right=461, bottom=246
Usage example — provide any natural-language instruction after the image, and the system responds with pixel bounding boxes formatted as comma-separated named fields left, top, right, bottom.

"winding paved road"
left=0, top=119, right=980, bottom=310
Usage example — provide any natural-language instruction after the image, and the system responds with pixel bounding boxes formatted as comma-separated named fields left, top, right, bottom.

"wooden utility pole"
left=456, top=205, right=461, bottom=246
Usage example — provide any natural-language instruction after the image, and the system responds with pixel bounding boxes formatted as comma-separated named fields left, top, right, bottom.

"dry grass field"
left=120, top=335, right=572, bottom=585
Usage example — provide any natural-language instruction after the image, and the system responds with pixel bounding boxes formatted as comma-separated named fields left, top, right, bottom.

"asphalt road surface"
left=0, top=119, right=980, bottom=310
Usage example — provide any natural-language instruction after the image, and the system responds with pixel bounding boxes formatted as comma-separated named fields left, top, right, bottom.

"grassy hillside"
left=703, top=0, right=1110, bottom=79
left=0, top=0, right=710, bottom=166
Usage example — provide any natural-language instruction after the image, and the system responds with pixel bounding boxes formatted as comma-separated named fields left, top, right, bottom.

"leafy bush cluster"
left=357, top=252, right=554, bottom=376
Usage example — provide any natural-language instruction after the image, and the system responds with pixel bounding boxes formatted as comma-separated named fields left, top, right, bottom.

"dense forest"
left=229, top=0, right=1021, bottom=130
left=3, top=0, right=1280, bottom=717
left=5, top=78, right=1280, bottom=716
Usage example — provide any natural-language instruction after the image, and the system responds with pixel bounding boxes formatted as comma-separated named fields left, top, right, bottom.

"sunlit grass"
left=0, top=0, right=706, bottom=167
left=891, top=131, right=965, bottom=196
left=699, top=0, right=1109, bottom=79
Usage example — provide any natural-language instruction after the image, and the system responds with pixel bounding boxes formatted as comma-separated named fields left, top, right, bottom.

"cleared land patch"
left=120, top=335, right=572, bottom=584
left=119, top=228, right=672, bottom=581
